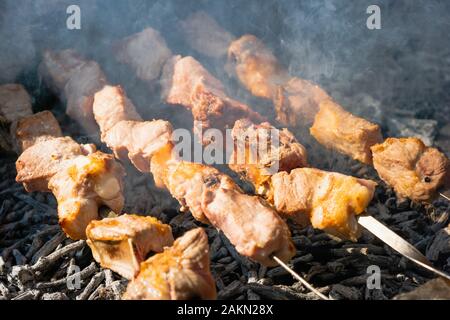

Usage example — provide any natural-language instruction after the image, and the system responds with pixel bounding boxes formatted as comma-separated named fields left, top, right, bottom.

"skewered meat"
left=115, top=28, right=172, bottom=82
left=310, top=100, right=383, bottom=165
left=180, top=16, right=450, bottom=201
left=372, top=138, right=449, bottom=202
left=86, top=214, right=174, bottom=279
left=180, top=11, right=235, bottom=58
left=93, top=84, right=295, bottom=266
left=123, top=228, right=216, bottom=300
left=160, top=55, right=265, bottom=141
left=230, top=118, right=308, bottom=194
left=0, top=84, right=33, bottom=124
left=15, top=112, right=125, bottom=239
left=13, top=110, right=62, bottom=152
left=271, top=168, right=377, bottom=240
left=40, top=50, right=107, bottom=136
left=227, top=35, right=383, bottom=164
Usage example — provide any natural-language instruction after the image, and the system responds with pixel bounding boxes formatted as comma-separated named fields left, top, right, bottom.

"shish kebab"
left=39, top=50, right=299, bottom=266
left=180, top=11, right=450, bottom=204
left=114, top=28, right=450, bottom=281
left=2, top=86, right=216, bottom=299
left=38, top=50, right=331, bottom=299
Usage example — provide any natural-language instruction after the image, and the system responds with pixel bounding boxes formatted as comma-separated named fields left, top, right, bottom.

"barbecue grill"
left=0, top=0, right=450, bottom=301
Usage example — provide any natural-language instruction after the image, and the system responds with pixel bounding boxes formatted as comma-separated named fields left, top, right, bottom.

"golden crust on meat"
left=372, top=137, right=449, bottom=202
left=123, top=228, right=216, bottom=300
left=86, top=214, right=174, bottom=279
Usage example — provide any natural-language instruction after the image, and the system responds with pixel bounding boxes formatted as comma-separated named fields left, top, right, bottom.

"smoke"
left=1, top=0, right=449, bottom=125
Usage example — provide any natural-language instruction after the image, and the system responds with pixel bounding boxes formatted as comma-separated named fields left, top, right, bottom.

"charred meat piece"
left=228, top=35, right=383, bottom=164
left=372, top=138, right=449, bottom=202
left=310, top=100, right=383, bottom=164
left=86, top=214, right=174, bottom=279
left=93, top=85, right=295, bottom=266
left=13, top=111, right=62, bottom=152
left=123, top=228, right=216, bottom=300
left=115, top=28, right=172, bottom=82
left=160, top=55, right=265, bottom=141
left=230, top=118, right=308, bottom=195
left=271, top=168, right=377, bottom=241
left=180, top=11, right=235, bottom=58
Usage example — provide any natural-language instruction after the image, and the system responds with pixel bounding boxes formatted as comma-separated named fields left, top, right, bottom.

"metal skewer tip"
left=272, top=255, right=331, bottom=300
left=439, top=192, right=450, bottom=202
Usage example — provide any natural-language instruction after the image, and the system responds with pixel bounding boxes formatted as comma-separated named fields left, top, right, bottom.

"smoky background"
left=1, top=0, right=449, bottom=151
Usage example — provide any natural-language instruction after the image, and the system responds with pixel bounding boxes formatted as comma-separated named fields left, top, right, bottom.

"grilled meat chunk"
left=86, top=214, right=174, bottom=279
left=0, top=84, right=33, bottom=124
left=372, top=138, right=449, bottom=202
left=40, top=50, right=107, bottom=136
left=180, top=11, right=235, bottom=58
left=230, top=118, right=308, bottom=194
left=93, top=85, right=295, bottom=266
left=13, top=111, right=62, bottom=152
left=115, top=28, right=172, bottom=82
left=160, top=55, right=265, bottom=140
left=271, top=168, right=377, bottom=240
left=228, top=35, right=383, bottom=164
left=310, top=100, right=383, bottom=164
left=15, top=112, right=125, bottom=239
left=123, top=228, right=216, bottom=300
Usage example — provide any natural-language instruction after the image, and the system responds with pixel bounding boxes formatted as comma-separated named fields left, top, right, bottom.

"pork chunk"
left=86, top=214, right=174, bottom=279
left=0, top=84, right=32, bottom=123
left=271, top=168, right=377, bottom=240
left=372, top=137, right=449, bottom=202
left=123, top=228, right=216, bottom=300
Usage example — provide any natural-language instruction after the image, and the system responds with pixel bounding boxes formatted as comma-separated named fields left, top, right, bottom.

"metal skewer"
left=272, top=255, right=331, bottom=300
left=439, top=192, right=450, bottom=202
left=357, top=215, right=450, bottom=281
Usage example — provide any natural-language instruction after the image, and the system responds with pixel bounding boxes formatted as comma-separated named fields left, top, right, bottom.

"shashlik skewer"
left=113, top=28, right=450, bottom=281
left=39, top=51, right=296, bottom=268
left=1, top=85, right=216, bottom=299
left=180, top=12, right=450, bottom=204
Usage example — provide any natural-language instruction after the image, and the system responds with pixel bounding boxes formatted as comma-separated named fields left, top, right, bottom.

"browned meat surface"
left=15, top=113, right=125, bottom=239
left=16, top=136, right=87, bottom=192
left=40, top=50, right=107, bottom=136
left=115, top=28, right=172, bottom=82
left=93, top=86, right=172, bottom=172
left=48, top=151, right=125, bottom=239
left=230, top=118, right=308, bottom=195
left=310, top=100, right=383, bottom=164
left=0, top=84, right=32, bottom=124
left=372, top=138, right=450, bottom=202
left=227, top=35, right=383, bottom=164
left=160, top=55, right=265, bottom=141
left=227, top=34, right=289, bottom=100
left=123, top=228, right=216, bottom=300
left=86, top=214, right=174, bottom=279
left=93, top=85, right=295, bottom=266
left=271, top=168, right=377, bottom=240
left=180, top=11, right=235, bottom=58
left=13, top=111, right=62, bottom=152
